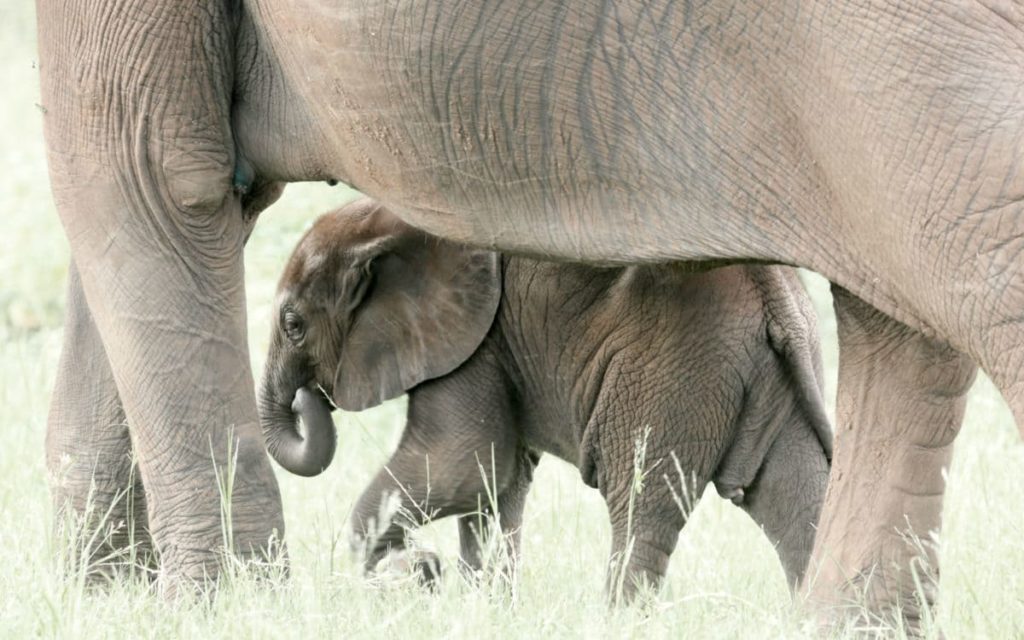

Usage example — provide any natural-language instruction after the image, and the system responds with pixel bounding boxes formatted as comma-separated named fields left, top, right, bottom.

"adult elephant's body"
left=37, top=0, right=1017, bottom=621
left=242, top=1, right=1023, bottom=364
left=238, top=5, right=1013, bottom=619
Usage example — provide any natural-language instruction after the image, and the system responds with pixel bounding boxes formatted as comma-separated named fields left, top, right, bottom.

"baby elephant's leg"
left=349, top=456, right=443, bottom=584
left=606, top=506, right=685, bottom=603
left=457, top=449, right=538, bottom=578
left=350, top=425, right=521, bottom=584
left=351, top=353, right=520, bottom=586
left=602, top=451, right=703, bottom=604
left=739, top=418, right=830, bottom=589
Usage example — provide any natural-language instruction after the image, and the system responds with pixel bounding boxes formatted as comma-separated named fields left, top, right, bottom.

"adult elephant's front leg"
left=37, top=0, right=284, bottom=590
left=804, top=287, right=976, bottom=630
left=48, top=262, right=151, bottom=576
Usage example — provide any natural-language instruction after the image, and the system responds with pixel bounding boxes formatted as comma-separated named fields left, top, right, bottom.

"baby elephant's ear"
left=332, top=231, right=501, bottom=411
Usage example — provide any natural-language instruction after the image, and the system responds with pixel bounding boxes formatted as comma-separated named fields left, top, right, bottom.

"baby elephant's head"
left=258, top=198, right=501, bottom=476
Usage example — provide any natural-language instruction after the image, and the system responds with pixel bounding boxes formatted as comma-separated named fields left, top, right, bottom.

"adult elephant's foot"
left=802, top=287, right=976, bottom=634
left=47, top=264, right=153, bottom=580
left=152, top=427, right=285, bottom=596
left=49, top=288, right=283, bottom=597
left=48, top=270, right=285, bottom=595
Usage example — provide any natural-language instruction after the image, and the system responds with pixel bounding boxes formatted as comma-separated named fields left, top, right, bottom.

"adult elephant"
left=37, top=0, right=1017, bottom=624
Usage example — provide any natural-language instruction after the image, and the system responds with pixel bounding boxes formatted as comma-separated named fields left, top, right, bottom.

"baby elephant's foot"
left=372, top=548, right=442, bottom=589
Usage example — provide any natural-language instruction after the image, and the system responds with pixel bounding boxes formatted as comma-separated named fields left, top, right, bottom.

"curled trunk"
left=259, top=383, right=337, bottom=477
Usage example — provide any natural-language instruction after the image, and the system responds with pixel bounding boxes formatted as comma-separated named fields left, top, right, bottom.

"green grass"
left=3, top=5, right=1023, bottom=638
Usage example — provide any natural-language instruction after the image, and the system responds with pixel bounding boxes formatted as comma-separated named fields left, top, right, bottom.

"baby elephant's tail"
left=757, top=268, right=834, bottom=461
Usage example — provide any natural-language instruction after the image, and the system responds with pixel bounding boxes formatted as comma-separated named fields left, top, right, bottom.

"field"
left=3, top=6, right=1023, bottom=638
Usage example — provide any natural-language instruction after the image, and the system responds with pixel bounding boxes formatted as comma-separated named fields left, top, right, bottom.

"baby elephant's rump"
left=258, top=197, right=832, bottom=600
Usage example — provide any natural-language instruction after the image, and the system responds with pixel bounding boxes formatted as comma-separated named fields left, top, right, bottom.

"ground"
left=2, top=6, right=1022, bottom=638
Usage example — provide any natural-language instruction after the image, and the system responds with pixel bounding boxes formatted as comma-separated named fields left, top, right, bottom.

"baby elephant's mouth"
left=312, top=383, right=334, bottom=409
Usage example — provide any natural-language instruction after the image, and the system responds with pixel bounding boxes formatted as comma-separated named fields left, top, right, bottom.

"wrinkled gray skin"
left=36, top=0, right=1010, bottom=622
left=260, top=200, right=832, bottom=600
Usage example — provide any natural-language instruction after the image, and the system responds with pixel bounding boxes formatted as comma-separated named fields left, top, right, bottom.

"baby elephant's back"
left=498, top=259, right=827, bottom=454
left=595, top=262, right=826, bottom=440
left=601, top=263, right=803, bottom=368
left=644, top=263, right=824, bottom=402
left=500, top=259, right=816, bottom=388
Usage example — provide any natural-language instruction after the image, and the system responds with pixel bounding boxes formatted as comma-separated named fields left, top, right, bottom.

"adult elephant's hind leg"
left=804, top=287, right=976, bottom=631
left=48, top=262, right=152, bottom=578
left=964, top=308, right=1024, bottom=436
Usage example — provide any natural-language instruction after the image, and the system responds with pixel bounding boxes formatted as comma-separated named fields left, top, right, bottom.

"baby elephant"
left=259, top=198, right=832, bottom=600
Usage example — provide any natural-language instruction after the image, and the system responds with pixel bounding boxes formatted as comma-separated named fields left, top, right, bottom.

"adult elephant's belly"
left=260, top=0, right=834, bottom=267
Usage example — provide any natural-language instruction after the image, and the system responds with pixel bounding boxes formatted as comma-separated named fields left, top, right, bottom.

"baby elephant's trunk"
left=259, top=382, right=337, bottom=477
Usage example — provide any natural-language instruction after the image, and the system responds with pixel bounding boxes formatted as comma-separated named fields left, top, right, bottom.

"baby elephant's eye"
left=283, top=312, right=305, bottom=343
